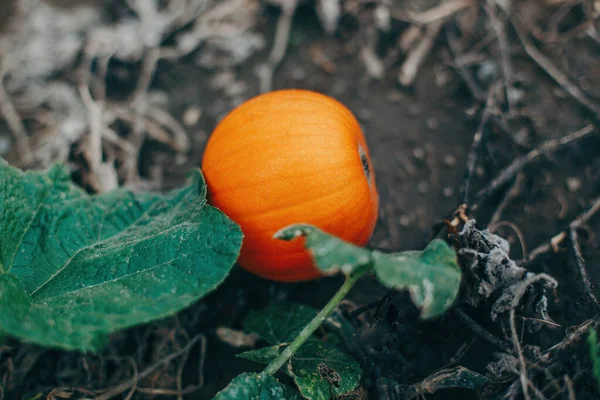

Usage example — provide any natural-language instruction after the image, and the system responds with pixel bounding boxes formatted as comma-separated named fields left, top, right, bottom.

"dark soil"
left=1, top=1, right=600, bottom=399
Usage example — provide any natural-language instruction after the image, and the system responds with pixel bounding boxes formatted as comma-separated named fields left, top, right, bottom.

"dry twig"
left=476, top=124, right=596, bottom=204
left=569, top=226, right=600, bottom=310
left=484, top=0, right=516, bottom=112
left=522, top=195, right=600, bottom=265
left=398, top=21, right=443, bottom=86
left=454, top=308, right=513, bottom=352
left=445, top=23, right=487, bottom=101
left=0, top=69, right=31, bottom=166
left=511, top=15, right=600, bottom=117
left=488, top=172, right=526, bottom=226
left=392, top=0, right=475, bottom=25
left=458, top=83, right=501, bottom=206
left=257, top=0, right=298, bottom=93
left=509, top=273, right=558, bottom=400
left=94, top=334, right=203, bottom=400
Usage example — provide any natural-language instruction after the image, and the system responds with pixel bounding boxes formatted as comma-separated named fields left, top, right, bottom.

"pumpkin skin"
left=201, top=89, right=379, bottom=282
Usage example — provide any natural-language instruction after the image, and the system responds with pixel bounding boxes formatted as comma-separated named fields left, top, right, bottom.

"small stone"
left=408, top=103, right=422, bottom=115
left=413, top=147, right=425, bottom=160
left=426, top=117, right=439, bottom=130
left=291, top=67, right=306, bottom=80
left=0, top=134, right=11, bottom=155
left=387, top=90, right=405, bottom=103
left=566, top=177, right=582, bottom=192
left=175, top=153, right=187, bottom=166
left=357, top=109, right=372, bottom=121
left=417, top=181, right=429, bottom=193
left=443, top=154, right=457, bottom=167
left=182, top=106, right=202, bottom=126
left=399, top=215, right=411, bottom=227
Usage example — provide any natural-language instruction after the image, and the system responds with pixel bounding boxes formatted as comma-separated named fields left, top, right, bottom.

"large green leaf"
left=243, top=301, right=318, bottom=345
left=0, top=160, right=243, bottom=351
left=213, top=373, right=300, bottom=400
left=276, top=225, right=461, bottom=319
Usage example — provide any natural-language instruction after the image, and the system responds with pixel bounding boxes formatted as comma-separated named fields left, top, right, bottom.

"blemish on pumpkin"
left=358, top=144, right=371, bottom=184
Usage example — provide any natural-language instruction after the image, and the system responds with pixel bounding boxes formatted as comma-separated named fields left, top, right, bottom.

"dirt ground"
left=1, top=0, right=600, bottom=399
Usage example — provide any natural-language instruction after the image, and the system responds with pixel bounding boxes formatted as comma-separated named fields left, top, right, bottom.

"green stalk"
left=264, top=265, right=370, bottom=376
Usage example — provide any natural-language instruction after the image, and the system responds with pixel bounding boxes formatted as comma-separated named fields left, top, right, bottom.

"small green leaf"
left=373, top=239, right=461, bottom=318
left=0, top=160, right=243, bottom=351
left=275, top=224, right=461, bottom=320
left=243, top=301, right=318, bottom=345
left=589, top=327, right=600, bottom=389
left=237, top=344, right=286, bottom=366
left=274, top=224, right=372, bottom=276
left=291, top=339, right=362, bottom=400
left=213, top=372, right=300, bottom=400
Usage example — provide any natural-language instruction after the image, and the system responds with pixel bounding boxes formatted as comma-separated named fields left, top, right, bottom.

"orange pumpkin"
left=201, top=89, right=379, bottom=282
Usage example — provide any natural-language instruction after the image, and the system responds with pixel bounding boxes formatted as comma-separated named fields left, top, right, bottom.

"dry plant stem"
left=488, top=172, right=525, bottom=226
left=545, top=317, right=599, bottom=356
left=123, top=357, right=138, bottom=400
left=94, top=335, right=202, bottom=400
left=569, top=227, right=600, bottom=310
left=445, top=24, right=487, bottom=101
left=399, top=21, right=443, bottom=86
left=264, top=265, right=370, bottom=375
left=484, top=1, right=515, bottom=113
left=458, top=83, right=500, bottom=206
left=127, top=48, right=160, bottom=105
left=565, top=375, right=576, bottom=400
left=0, top=70, right=32, bottom=166
left=476, top=124, right=596, bottom=203
left=392, top=0, right=474, bottom=25
left=509, top=273, right=558, bottom=400
left=511, top=16, right=600, bottom=117
left=258, top=0, right=298, bottom=93
left=522, top=195, right=600, bottom=265
left=454, top=308, right=512, bottom=352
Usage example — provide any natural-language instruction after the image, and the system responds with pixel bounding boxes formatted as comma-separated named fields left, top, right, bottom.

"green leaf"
left=589, top=327, right=600, bottom=390
left=291, top=338, right=361, bottom=400
left=373, top=239, right=461, bottom=319
left=213, top=372, right=300, bottom=400
left=243, top=301, right=318, bottom=345
left=0, top=160, right=243, bottom=351
left=275, top=224, right=461, bottom=319
left=274, top=224, right=372, bottom=276
left=237, top=344, right=286, bottom=366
